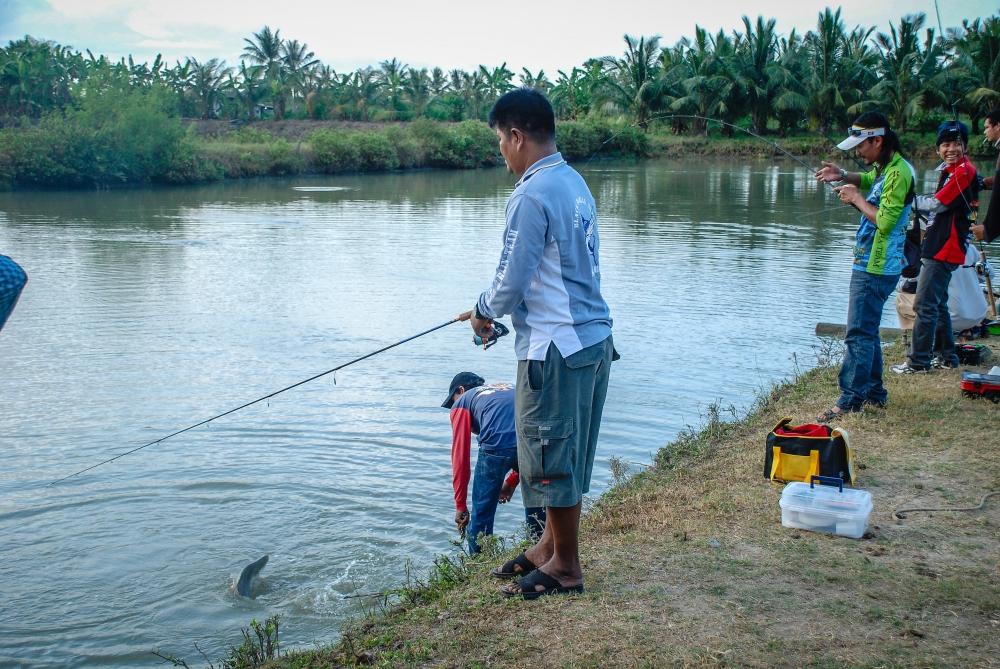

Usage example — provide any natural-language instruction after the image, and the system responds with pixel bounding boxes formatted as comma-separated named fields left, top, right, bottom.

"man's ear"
left=509, top=127, right=524, bottom=149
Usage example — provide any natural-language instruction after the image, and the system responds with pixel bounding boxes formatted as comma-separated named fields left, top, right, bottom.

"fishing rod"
left=50, top=314, right=508, bottom=485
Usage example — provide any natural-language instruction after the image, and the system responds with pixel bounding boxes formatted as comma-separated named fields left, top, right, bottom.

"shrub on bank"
left=557, top=121, right=605, bottom=160
left=354, top=131, right=400, bottom=171
left=198, top=139, right=306, bottom=178
left=0, top=85, right=221, bottom=187
left=310, top=129, right=361, bottom=173
left=310, top=121, right=499, bottom=174
left=557, top=120, right=651, bottom=161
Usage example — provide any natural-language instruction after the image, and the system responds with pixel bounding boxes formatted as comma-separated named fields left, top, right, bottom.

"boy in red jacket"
left=893, top=121, right=979, bottom=373
left=443, top=372, right=545, bottom=554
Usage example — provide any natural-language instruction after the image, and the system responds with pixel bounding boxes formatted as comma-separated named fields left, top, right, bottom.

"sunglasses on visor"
left=846, top=126, right=886, bottom=139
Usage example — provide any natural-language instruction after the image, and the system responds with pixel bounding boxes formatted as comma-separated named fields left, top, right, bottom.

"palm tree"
left=242, top=26, right=282, bottom=73
left=242, top=26, right=286, bottom=118
left=669, top=28, right=735, bottom=135
left=734, top=15, right=783, bottom=134
left=551, top=66, right=596, bottom=119
left=348, top=67, right=381, bottom=120
left=0, top=37, right=83, bottom=117
left=429, top=67, right=449, bottom=97
left=479, top=63, right=515, bottom=109
left=860, top=14, right=940, bottom=131
left=948, top=17, right=1000, bottom=125
left=520, top=68, right=552, bottom=92
left=599, top=34, right=662, bottom=127
left=405, top=68, right=431, bottom=118
left=801, top=8, right=849, bottom=132
left=281, top=39, right=318, bottom=116
left=230, top=61, right=267, bottom=119
left=459, top=69, right=487, bottom=119
left=773, top=30, right=809, bottom=135
left=379, top=58, right=409, bottom=117
left=187, top=57, right=230, bottom=119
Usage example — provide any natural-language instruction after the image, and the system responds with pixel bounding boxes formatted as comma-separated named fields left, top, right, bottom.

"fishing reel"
left=473, top=320, right=510, bottom=350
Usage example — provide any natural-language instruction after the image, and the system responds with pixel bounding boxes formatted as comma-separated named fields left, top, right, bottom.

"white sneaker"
left=891, top=362, right=930, bottom=374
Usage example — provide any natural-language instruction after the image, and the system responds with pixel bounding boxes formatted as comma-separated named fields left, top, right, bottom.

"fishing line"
left=49, top=317, right=465, bottom=485
left=584, top=112, right=865, bottom=184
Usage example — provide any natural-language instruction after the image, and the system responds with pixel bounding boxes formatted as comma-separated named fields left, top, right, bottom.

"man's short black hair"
left=487, top=88, right=556, bottom=142
left=987, top=108, right=1000, bottom=125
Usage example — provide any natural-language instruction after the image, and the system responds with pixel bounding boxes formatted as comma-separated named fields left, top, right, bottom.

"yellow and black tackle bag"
left=764, top=417, right=856, bottom=484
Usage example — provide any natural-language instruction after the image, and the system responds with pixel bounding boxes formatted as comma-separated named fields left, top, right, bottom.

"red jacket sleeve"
left=450, top=407, right=472, bottom=513
left=935, top=161, right=976, bottom=207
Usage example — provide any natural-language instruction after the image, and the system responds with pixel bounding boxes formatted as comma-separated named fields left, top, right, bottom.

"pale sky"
left=0, top=0, right=993, bottom=75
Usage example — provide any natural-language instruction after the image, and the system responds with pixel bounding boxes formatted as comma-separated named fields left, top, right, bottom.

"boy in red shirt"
left=893, top=121, right=980, bottom=373
left=443, top=372, right=545, bottom=554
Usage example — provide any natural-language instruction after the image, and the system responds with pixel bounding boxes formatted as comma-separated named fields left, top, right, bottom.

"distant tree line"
left=1, top=9, right=998, bottom=134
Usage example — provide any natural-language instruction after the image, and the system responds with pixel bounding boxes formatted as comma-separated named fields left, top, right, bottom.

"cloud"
left=1, top=0, right=993, bottom=74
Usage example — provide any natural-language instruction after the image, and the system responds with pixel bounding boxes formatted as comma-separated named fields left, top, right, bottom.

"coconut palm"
left=242, top=26, right=282, bottom=75
left=948, top=17, right=1000, bottom=124
left=599, top=34, right=662, bottom=127
left=230, top=61, right=267, bottom=119
left=669, top=28, right=735, bottom=135
left=187, top=57, right=230, bottom=119
left=405, top=68, right=431, bottom=118
left=242, top=26, right=287, bottom=118
left=379, top=58, right=409, bottom=117
left=859, top=14, right=941, bottom=131
left=281, top=39, right=318, bottom=116
left=429, top=67, right=449, bottom=97
left=348, top=67, right=381, bottom=120
left=734, top=15, right=783, bottom=134
left=772, top=30, right=809, bottom=134
left=801, top=8, right=850, bottom=132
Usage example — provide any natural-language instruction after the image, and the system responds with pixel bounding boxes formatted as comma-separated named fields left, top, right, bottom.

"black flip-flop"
left=502, top=569, right=584, bottom=600
left=491, top=552, right=537, bottom=580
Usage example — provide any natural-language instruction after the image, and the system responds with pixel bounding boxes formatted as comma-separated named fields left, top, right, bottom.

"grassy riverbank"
left=1, top=105, right=976, bottom=191
left=256, top=337, right=999, bottom=668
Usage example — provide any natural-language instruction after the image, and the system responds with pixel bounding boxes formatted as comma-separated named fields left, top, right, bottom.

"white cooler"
left=779, top=477, right=873, bottom=539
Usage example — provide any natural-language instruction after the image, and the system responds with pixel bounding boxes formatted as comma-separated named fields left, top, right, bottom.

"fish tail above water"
left=236, top=555, right=269, bottom=598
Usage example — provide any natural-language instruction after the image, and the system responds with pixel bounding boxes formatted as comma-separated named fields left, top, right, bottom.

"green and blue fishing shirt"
left=853, top=152, right=916, bottom=276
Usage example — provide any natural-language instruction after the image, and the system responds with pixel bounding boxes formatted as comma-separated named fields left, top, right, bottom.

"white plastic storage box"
left=779, top=478, right=873, bottom=539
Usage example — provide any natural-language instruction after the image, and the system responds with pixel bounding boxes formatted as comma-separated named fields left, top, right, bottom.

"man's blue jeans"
left=467, top=446, right=546, bottom=554
left=838, top=270, right=899, bottom=411
left=908, top=258, right=959, bottom=369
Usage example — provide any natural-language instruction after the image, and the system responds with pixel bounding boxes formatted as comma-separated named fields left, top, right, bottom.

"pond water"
left=0, top=158, right=959, bottom=667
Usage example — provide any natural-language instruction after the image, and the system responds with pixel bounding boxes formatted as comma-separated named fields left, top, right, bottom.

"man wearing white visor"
left=815, top=111, right=916, bottom=421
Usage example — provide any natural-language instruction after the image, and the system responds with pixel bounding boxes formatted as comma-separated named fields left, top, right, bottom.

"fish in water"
left=236, top=555, right=269, bottom=598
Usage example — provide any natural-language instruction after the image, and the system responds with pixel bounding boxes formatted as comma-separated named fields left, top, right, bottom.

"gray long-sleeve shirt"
left=477, top=153, right=612, bottom=361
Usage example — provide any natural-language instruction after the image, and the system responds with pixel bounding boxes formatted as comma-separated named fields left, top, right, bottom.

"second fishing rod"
left=50, top=313, right=510, bottom=485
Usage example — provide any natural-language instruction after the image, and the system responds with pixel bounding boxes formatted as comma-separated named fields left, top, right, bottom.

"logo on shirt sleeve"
left=575, top=197, right=599, bottom=275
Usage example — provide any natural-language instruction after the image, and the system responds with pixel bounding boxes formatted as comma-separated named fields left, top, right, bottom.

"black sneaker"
left=891, top=362, right=930, bottom=374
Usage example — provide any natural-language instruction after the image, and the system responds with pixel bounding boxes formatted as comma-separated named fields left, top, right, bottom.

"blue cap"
left=936, top=120, right=968, bottom=146
left=442, top=372, right=484, bottom=408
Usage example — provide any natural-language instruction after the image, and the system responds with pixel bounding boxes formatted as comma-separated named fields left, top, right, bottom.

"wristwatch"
left=840, top=168, right=847, bottom=181
left=474, top=303, right=488, bottom=321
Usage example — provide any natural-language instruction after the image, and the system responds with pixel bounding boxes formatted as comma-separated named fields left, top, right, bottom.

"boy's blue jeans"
left=467, top=446, right=546, bottom=554
left=837, top=270, right=899, bottom=411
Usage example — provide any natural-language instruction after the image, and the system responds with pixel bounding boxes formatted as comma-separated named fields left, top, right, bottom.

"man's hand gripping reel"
left=473, top=320, right=510, bottom=349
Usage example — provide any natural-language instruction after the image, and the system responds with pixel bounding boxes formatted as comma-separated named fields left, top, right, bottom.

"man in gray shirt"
left=461, top=88, right=614, bottom=599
